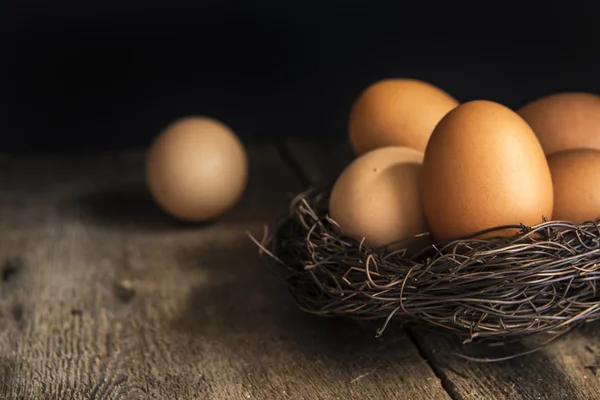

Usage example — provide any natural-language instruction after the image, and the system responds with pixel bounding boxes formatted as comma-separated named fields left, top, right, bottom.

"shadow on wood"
left=61, top=177, right=297, bottom=232
left=60, top=182, right=212, bottom=232
left=411, top=327, right=580, bottom=398
left=169, top=236, right=426, bottom=369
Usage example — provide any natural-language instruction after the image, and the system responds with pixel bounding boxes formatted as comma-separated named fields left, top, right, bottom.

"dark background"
left=1, top=1, right=599, bottom=154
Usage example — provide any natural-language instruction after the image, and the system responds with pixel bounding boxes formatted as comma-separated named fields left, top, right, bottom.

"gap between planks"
left=277, top=139, right=456, bottom=400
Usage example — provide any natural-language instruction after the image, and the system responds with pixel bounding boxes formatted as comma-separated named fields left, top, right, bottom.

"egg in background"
left=348, top=78, right=459, bottom=156
left=328, top=146, right=429, bottom=252
left=547, top=149, right=600, bottom=223
left=421, top=100, right=554, bottom=242
left=146, top=116, right=248, bottom=222
left=517, top=92, right=600, bottom=156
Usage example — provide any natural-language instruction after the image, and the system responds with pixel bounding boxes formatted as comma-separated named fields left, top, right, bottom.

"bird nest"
left=252, top=185, right=600, bottom=346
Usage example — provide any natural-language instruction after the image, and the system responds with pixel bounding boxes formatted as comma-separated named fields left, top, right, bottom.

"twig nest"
left=258, top=186, right=600, bottom=344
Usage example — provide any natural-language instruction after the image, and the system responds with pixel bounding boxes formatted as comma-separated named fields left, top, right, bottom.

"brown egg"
left=517, top=92, right=600, bottom=156
left=547, top=149, right=600, bottom=223
left=146, top=116, right=248, bottom=222
left=328, top=146, right=429, bottom=251
left=348, top=78, right=459, bottom=156
left=421, top=100, right=554, bottom=241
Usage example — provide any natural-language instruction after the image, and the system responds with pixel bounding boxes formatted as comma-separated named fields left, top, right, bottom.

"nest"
left=253, top=185, right=600, bottom=347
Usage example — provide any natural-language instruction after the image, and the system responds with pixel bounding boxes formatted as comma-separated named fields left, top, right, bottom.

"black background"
left=1, top=1, right=600, bottom=154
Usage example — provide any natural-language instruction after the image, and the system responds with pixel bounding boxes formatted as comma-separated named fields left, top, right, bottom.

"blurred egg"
left=146, top=116, right=248, bottom=222
left=328, top=146, right=429, bottom=251
left=421, top=100, right=553, bottom=241
left=517, top=92, right=600, bottom=155
left=547, top=149, right=600, bottom=223
left=348, top=78, right=459, bottom=156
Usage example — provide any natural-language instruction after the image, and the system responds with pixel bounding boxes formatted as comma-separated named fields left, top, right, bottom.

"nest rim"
left=253, top=185, right=600, bottom=349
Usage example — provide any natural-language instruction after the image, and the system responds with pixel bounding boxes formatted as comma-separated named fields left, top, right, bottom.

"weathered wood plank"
left=285, top=138, right=600, bottom=400
left=0, top=145, right=450, bottom=399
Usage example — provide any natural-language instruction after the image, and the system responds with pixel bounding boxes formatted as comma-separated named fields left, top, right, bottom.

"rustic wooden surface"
left=284, top=139, right=600, bottom=400
left=0, top=145, right=451, bottom=399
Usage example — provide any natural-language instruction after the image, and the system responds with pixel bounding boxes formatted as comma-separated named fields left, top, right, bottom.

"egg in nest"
left=329, top=146, right=429, bottom=251
left=547, top=149, right=600, bottom=223
left=421, top=100, right=554, bottom=241
left=348, top=78, right=459, bottom=156
left=517, top=92, right=600, bottom=156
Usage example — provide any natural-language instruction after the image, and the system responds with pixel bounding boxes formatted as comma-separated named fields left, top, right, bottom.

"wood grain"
left=285, top=138, right=600, bottom=400
left=0, top=145, right=450, bottom=399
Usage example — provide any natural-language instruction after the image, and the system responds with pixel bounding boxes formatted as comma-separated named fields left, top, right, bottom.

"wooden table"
left=0, top=140, right=598, bottom=399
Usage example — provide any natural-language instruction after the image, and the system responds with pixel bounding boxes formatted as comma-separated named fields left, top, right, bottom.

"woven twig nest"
left=254, top=185, right=600, bottom=345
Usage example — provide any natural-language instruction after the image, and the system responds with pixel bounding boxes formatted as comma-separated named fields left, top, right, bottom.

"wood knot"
left=114, top=281, right=136, bottom=303
left=2, top=259, right=23, bottom=283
